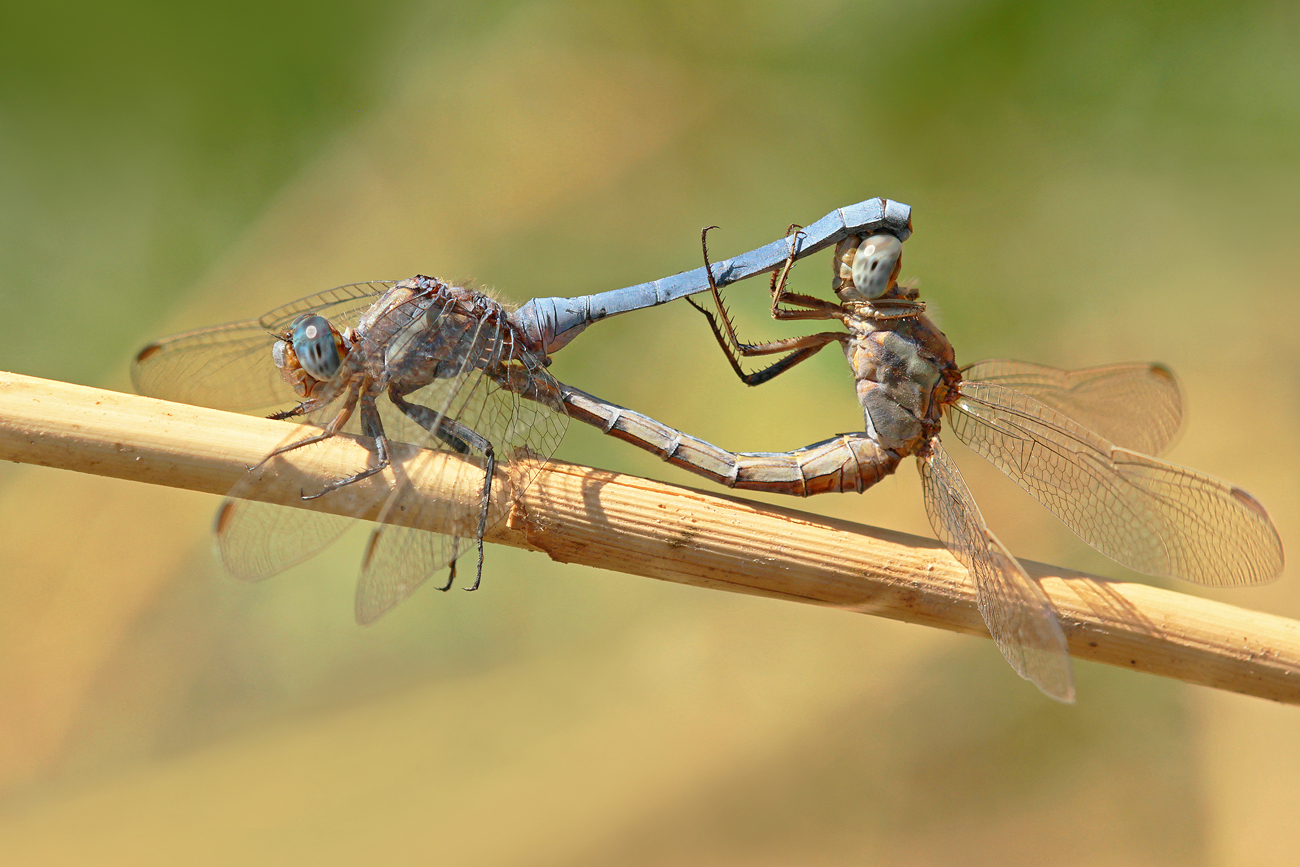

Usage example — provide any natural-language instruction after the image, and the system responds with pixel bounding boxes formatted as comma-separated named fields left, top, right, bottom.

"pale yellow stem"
left=1, top=370, right=1296, bottom=703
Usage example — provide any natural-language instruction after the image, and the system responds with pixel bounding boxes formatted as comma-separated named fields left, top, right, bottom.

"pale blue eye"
left=291, top=314, right=343, bottom=381
left=851, top=234, right=902, bottom=299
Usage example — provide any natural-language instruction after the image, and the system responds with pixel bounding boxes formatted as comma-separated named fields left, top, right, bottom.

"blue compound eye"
left=291, top=314, right=343, bottom=381
left=850, top=234, right=903, bottom=300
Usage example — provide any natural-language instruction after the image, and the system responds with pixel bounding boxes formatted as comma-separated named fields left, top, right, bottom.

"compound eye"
left=851, top=234, right=903, bottom=300
left=290, top=314, right=343, bottom=381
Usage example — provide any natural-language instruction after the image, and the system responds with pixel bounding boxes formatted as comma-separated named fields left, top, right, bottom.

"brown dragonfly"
left=558, top=226, right=1284, bottom=702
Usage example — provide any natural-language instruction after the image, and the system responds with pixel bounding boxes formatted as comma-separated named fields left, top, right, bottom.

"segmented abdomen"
left=561, top=386, right=903, bottom=496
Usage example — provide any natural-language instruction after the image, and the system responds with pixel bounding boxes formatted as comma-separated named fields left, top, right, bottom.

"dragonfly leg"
left=463, top=444, right=495, bottom=591
left=246, top=379, right=362, bottom=476
left=302, top=394, right=393, bottom=499
left=688, top=226, right=847, bottom=386
left=729, top=332, right=847, bottom=386
left=389, top=391, right=496, bottom=592
left=767, top=225, right=842, bottom=321
left=439, top=559, right=458, bottom=593
left=388, top=392, right=492, bottom=454
left=268, top=402, right=312, bottom=421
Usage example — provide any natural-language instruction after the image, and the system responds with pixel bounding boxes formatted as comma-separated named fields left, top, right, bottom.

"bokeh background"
left=2, top=1, right=1299, bottom=863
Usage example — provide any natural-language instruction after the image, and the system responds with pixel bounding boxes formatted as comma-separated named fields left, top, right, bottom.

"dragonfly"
left=557, top=224, right=1285, bottom=702
left=132, top=198, right=913, bottom=623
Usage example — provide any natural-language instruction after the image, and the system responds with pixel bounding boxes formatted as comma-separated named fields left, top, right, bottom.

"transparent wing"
left=256, top=281, right=397, bottom=333
left=214, top=353, right=375, bottom=581
left=918, top=439, right=1074, bottom=702
left=352, top=318, right=499, bottom=624
left=131, top=281, right=396, bottom=412
left=946, top=382, right=1284, bottom=586
left=132, top=319, right=288, bottom=412
left=961, top=359, right=1182, bottom=456
left=215, top=485, right=359, bottom=584
left=210, top=288, right=458, bottom=586
left=207, top=286, right=568, bottom=622
left=351, top=295, right=569, bottom=624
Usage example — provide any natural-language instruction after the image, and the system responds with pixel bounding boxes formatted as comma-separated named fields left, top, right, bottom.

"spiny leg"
left=687, top=225, right=845, bottom=387
left=687, top=226, right=802, bottom=361
left=268, top=403, right=311, bottom=421
left=727, top=332, right=847, bottom=386
left=685, top=226, right=739, bottom=355
left=302, top=393, right=393, bottom=500
left=465, top=445, right=495, bottom=591
left=713, top=224, right=841, bottom=323
left=389, top=390, right=495, bottom=592
left=247, top=379, right=361, bottom=477
left=765, top=225, right=841, bottom=321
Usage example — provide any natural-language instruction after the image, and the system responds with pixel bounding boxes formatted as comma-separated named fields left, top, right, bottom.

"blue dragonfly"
left=132, top=199, right=912, bottom=623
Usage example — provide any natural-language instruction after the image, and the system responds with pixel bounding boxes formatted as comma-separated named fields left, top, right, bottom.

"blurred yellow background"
left=2, top=1, right=1299, bottom=864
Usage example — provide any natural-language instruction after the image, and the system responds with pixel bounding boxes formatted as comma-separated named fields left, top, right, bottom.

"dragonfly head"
left=273, top=314, right=354, bottom=399
left=834, top=233, right=904, bottom=303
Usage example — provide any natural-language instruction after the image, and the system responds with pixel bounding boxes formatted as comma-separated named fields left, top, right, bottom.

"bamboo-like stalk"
left=1, top=370, right=1296, bottom=702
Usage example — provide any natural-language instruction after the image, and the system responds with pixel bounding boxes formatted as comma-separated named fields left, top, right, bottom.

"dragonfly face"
left=835, top=233, right=903, bottom=302
left=271, top=314, right=357, bottom=402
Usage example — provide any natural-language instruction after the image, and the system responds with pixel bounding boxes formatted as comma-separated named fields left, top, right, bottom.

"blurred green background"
left=2, top=0, right=1299, bottom=863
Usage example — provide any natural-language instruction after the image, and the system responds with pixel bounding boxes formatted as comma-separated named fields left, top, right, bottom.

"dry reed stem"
left=1, top=370, right=1296, bottom=702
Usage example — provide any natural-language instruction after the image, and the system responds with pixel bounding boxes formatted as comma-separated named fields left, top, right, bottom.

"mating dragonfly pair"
left=132, top=199, right=1283, bottom=702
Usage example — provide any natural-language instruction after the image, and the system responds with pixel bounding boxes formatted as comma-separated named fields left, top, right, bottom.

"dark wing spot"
left=1230, top=486, right=1271, bottom=520
left=135, top=343, right=163, bottom=362
left=1149, top=363, right=1176, bottom=383
left=214, top=500, right=237, bottom=534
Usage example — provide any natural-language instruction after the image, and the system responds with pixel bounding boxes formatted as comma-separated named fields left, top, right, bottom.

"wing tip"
left=134, top=342, right=163, bottom=364
left=1230, top=485, right=1272, bottom=522
left=1009, top=645, right=1077, bottom=704
left=1148, top=362, right=1177, bottom=383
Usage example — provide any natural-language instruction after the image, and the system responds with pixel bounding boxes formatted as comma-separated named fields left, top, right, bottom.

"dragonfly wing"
left=961, top=359, right=1183, bottom=456
left=355, top=506, right=474, bottom=625
left=215, top=486, right=357, bottom=582
left=257, top=281, right=397, bottom=334
left=213, top=353, right=375, bottom=581
left=132, top=319, right=287, bottom=412
left=947, top=381, right=1283, bottom=586
left=351, top=294, right=570, bottom=623
left=919, top=440, right=1075, bottom=702
left=132, top=281, right=397, bottom=413
left=353, top=375, right=492, bottom=624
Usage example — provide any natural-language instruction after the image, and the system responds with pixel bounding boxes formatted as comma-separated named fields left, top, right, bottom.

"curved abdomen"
left=561, top=386, right=902, bottom=497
